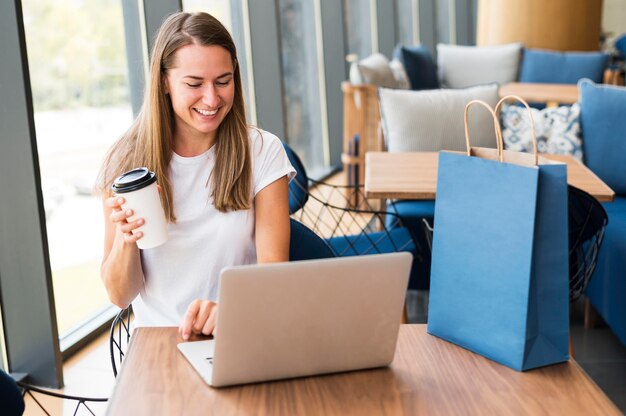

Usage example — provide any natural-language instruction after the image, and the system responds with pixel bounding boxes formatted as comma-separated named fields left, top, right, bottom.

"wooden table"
left=499, top=82, right=579, bottom=106
left=365, top=152, right=615, bottom=202
left=106, top=325, right=619, bottom=415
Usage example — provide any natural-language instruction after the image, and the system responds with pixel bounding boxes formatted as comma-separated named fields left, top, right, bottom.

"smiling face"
left=164, top=43, right=235, bottom=153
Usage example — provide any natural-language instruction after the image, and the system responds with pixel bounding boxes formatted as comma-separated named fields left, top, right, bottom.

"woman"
left=97, top=12, right=294, bottom=340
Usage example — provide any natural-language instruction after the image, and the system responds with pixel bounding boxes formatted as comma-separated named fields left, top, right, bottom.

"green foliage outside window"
left=23, top=0, right=130, bottom=111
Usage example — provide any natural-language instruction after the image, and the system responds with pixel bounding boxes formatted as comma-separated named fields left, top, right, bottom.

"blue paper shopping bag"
left=427, top=98, right=570, bottom=371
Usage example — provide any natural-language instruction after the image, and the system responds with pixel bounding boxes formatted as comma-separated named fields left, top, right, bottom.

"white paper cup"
left=112, top=168, right=168, bottom=249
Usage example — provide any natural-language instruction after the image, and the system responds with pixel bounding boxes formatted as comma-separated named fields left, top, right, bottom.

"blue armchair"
left=289, top=218, right=335, bottom=261
left=284, top=143, right=423, bottom=289
left=579, top=79, right=626, bottom=345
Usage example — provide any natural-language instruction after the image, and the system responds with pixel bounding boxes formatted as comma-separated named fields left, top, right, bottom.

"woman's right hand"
left=179, top=300, right=219, bottom=340
left=105, top=196, right=145, bottom=244
left=101, top=194, right=145, bottom=308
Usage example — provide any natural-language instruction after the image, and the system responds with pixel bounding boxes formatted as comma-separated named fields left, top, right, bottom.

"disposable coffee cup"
left=112, top=167, right=168, bottom=249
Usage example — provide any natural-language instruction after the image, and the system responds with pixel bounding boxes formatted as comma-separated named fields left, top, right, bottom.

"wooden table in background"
left=365, top=151, right=615, bottom=202
left=106, top=325, right=619, bottom=415
left=499, top=82, right=579, bottom=106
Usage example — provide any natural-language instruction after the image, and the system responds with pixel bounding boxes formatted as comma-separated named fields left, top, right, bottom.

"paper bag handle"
left=494, top=95, right=538, bottom=166
left=463, top=100, right=504, bottom=162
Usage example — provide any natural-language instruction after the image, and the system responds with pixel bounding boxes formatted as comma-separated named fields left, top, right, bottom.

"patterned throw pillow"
left=500, top=103, right=583, bottom=161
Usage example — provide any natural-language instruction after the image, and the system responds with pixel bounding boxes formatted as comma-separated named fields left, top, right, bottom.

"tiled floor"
left=406, top=290, right=626, bottom=413
left=570, top=300, right=626, bottom=412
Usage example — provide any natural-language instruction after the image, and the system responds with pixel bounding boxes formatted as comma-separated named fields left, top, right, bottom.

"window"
left=21, top=0, right=133, bottom=336
left=396, top=0, right=419, bottom=46
left=343, top=0, right=374, bottom=60
left=278, top=0, right=326, bottom=175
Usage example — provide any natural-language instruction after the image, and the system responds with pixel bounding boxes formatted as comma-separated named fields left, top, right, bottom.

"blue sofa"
left=393, top=44, right=610, bottom=92
left=579, top=79, right=626, bottom=346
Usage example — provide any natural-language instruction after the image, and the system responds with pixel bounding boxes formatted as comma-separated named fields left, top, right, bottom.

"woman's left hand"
left=179, top=299, right=218, bottom=340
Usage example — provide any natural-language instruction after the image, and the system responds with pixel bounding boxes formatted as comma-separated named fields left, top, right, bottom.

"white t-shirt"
left=133, top=128, right=295, bottom=326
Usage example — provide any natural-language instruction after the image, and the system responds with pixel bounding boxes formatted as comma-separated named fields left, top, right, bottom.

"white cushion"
left=389, top=59, right=411, bottom=89
left=501, top=103, right=583, bottom=161
left=349, top=53, right=398, bottom=88
left=379, top=84, right=500, bottom=152
left=437, top=43, right=522, bottom=88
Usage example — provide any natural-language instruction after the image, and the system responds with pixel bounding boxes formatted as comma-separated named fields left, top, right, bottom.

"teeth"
left=196, top=108, right=218, bottom=116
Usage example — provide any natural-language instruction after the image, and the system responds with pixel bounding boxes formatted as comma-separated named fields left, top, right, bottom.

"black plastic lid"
left=112, top=167, right=157, bottom=194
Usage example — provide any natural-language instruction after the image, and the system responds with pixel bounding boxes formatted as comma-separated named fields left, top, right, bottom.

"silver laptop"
left=177, top=252, right=412, bottom=387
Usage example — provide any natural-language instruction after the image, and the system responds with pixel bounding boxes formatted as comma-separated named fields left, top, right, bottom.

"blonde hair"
left=96, top=12, right=251, bottom=220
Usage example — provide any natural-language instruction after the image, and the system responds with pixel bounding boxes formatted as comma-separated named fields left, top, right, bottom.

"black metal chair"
left=110, top=306, right=133, bottom=378
left=13, top=307, right=137, bottom=415
left=17, top=381, right=108, bottom=416
left=422, top=185, right=609, bottom=304
left=14, top=307, right=137, bottom=415
left=568, top=185, right=608, bottom=303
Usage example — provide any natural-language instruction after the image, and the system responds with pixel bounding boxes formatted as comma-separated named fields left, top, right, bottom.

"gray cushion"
left=379, top=84, right=500, bottom=152
left=437, top=43, right=522, bottom=88
left=349, top=53, right=398, bottom=88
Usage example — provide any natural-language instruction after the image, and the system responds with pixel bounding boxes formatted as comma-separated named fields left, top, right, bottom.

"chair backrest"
left=568, top=185, right=608, bottom=302
left=519, top=48, right=609, bottom=84
left=17, top=381, right=108, bottom=414
left=110, top=306, right=133, bottom=377
left=579, top=79, right=626, bottom=195
left=289, top=218, right=336, bottom=261
left=284, top=145, right=419, bottom=286
left=283, top=143, right=309, bottom=214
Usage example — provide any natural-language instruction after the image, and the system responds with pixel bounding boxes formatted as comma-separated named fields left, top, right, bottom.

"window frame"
left=0, top=0, right=181, bottom=387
